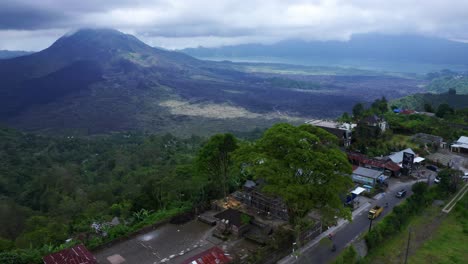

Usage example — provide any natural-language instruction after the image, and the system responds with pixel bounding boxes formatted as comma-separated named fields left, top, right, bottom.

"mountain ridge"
left=0, top=50, right=33, bottom=59
left=182, top=34, right=468, bottom=71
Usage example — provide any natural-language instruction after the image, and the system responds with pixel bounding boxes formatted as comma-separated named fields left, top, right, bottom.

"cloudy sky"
left=1, top=0, right=468, bottom=51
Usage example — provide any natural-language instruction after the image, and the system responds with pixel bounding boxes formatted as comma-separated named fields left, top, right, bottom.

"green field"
left=361, top=205, right=443, bottom=264
left=408, top=190, right=468, bottom=264
left=408, top=210, right=468, bottom=264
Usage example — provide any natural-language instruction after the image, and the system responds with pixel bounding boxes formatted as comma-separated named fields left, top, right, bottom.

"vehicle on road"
left=396, top=189, right=407, bottom=198
left=426, top=165, right=439, bottom=172
left=368, top=205, right=384, bottom=219
left=462, top=172, right=468, bottom=181
left=434, top=176, right=441, bottom=184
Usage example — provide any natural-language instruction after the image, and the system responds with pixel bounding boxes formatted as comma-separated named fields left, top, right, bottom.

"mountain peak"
left=48, top=28, right=152, bottom=57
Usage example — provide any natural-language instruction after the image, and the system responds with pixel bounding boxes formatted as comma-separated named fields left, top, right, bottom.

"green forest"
left=0, top=128, right=209, bottom=262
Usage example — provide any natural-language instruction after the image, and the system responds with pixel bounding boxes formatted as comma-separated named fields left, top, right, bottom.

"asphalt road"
left=294, top=179, right=425, bottom=264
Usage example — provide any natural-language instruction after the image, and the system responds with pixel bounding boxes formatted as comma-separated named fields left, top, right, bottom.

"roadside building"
left=347, top=152, right=401, bottom=177
left=351, top=166, right=387, bottom=187
left=451, top=136, right=468, bottom=154
left=387, top=148, right=415, bottom=165
left=43, top=244, right=97, bottom=264
left=305, top=119, right=354, bottom=147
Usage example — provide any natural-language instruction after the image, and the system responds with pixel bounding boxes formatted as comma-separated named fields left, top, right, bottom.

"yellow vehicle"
left=368, top=205, right=384, bottom=219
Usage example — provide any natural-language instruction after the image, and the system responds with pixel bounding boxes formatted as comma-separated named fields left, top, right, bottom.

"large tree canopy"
left=195, top=133, right=239, bottom=199
left=235, top=123, right=353, bottom=223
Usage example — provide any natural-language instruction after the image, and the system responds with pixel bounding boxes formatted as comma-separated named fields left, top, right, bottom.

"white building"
left=451, top=136, right=468, bottom=154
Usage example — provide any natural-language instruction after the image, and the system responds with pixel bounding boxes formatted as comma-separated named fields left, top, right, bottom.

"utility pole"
left=404, top=227, right=411, bottom=264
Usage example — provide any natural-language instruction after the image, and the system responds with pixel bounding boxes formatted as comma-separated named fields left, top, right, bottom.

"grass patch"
left=443, top=184, right=468, bottom=212
left=408, top=212, right=468, bottom=264
left=409, top=195, right=468, bottom=264
left=363, top=206, right=443, bottom=264
left=387, top=134, right=420, bottom=150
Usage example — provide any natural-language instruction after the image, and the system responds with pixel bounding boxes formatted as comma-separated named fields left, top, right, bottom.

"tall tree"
left=352, top=103, right=365, bottom=119
left=196, top=134, right=239, bottom=199
left=371, top=96, right=388, bottom=114
left=436, top=103, right=454, bottom=118
left=235, top=124, right=353, bottom=223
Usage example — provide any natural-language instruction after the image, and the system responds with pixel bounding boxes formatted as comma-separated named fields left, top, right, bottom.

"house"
left=400, top=109, right=416, bottom=115
left=360, top=115, right=387, bottom=132
left=412, top=133, right=444, bottom=148
left=387, top=148, right=416, bottom=164
left=347, top=152, right=401, bottom=177
left=181, top=246, right=230, bottom=264
left=451, top=136, right=468, bottom=153
left=351, top=166, right=387, bottom=187
left=214, top=208, right=251, bottom=238
left=305, top=119, right=354, bottom=147
left=43, top=244, right=97, bottom=264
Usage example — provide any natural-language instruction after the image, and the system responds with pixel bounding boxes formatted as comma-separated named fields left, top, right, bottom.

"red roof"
left=400, top=109, right=416, bottom=115
left=348, top=152, right=400, bottom=172
left=182, top=246, right=231, bottom=264
left=43, top=244, right=97, bottom=264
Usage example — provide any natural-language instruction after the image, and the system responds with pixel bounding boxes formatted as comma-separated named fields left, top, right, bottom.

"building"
left=412, top=133, right=444, bottom=148
left=347, top=152, right=401, bottom=177
left=360, top=115, right=387, bottom=132
left=181, top=246, right=230, bottom=264
left=451, top=136, right=468, bottom=154
left=214, top=208, right=251, bottom=238
left=351, top=166, right=387, bottom=187
left=387, top=148, right=415, bottom=164
left=232, top=180, right=289, bottom=221
left=305, top=119, right=354, bottom=147
left=43, top=244, right=97, bottom=264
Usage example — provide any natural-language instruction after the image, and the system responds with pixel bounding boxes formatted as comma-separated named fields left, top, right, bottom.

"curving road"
left=279, top=175, right=436, bottom=264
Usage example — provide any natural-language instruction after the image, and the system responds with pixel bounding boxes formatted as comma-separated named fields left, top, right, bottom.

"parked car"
left=462, top=172, right=468, bottom=181
left=396, top=189, right=407, bottom=198
left=426, top=165, right=439, bottom=172
left=434, top=176, right=441, bottom=184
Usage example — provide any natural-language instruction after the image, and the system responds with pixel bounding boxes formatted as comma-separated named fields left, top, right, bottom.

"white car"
left=434, top=176, right=441, bottom=184
left=462, top=172, right=468, bottom=181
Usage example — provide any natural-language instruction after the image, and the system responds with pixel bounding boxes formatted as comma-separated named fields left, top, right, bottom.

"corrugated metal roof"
left=182, top=246, right=230, bottom=264
left=43, top=244, right=97, bottom=264
left=352, top=167, right=382, bottom=179
left=388, top=148, right=415, bottom=164
left=456, top=136, right=468, bottom=145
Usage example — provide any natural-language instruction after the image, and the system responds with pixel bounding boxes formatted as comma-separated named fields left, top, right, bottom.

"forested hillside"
left=392, top=90, right=468, bottom=111
left=0, top=127, right=212, bottom=257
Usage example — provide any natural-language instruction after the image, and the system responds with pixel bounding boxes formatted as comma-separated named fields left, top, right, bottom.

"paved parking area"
left=94, top=220, right=216, bottom=264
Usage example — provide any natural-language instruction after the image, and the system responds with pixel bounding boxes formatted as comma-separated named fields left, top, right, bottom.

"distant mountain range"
left=182, top=34, right=468, bottom=73
left=0, top=50, right=33, bottom=59
left=0, top=29, right=425, bottom=135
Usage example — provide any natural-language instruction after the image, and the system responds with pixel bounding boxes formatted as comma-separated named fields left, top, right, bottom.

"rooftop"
left=352, top=166, right=383, bottom=179
left=305, top=119, right=355, bottom=130
left=43, top=244, right=97, bottom=264
left=181, top=246, right=230, bottom=264
left=388, top=148, right=415, bottom=164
